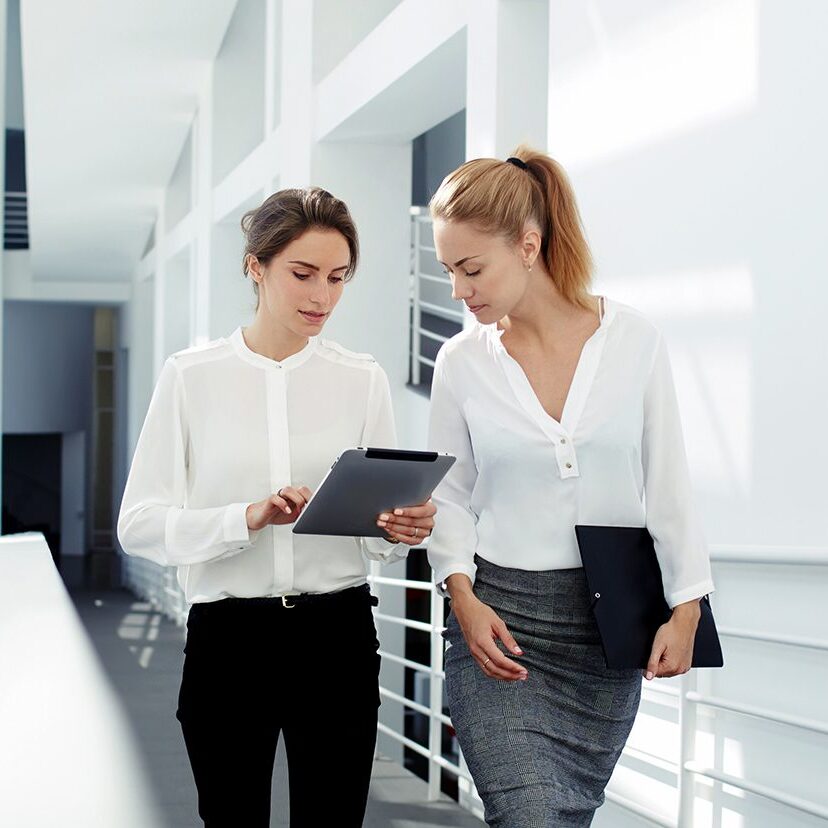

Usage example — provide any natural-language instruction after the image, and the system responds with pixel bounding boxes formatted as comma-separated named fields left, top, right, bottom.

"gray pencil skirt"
left=443, top=555, right=642, bottom=828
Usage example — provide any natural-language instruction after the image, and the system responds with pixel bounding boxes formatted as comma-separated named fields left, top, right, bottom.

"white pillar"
left=192, top=71, right=214, bottom=345
left=279, top=0, right=313, bottom=188
left=152, top=201, right=166, bottom=377
left=465, top=0, right=548, bottom=160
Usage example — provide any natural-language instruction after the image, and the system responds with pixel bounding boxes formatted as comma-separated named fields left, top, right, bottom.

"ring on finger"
left=483, top=656, right=491, bottom=667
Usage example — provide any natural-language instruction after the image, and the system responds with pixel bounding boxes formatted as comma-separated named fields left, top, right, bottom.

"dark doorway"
left=2, top=433, right=63, bottom=565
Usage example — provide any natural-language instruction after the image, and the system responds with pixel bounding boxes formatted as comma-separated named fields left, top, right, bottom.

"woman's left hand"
left=376, top=500, right=437, bottom=546
left=644, top=600, right=701, bottom=680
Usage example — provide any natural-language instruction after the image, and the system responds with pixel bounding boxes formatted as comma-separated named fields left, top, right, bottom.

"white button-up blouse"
left=426, top=299, right=714, bottom=608
left=117, top=328, right=406, bottom=604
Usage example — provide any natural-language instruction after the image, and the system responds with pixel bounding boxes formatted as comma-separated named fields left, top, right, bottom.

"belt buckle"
left=281, top=595, right=296, bottom=609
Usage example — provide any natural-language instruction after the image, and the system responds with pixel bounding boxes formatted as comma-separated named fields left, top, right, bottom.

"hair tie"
left=506, top=156, right=528, bottom=171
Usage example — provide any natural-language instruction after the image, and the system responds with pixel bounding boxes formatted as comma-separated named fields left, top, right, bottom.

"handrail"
left=0, top=533, right=161, bottom=827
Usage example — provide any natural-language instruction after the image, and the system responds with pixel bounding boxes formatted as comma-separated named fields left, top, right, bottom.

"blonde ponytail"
left=429, top=145, right=593, bottom=309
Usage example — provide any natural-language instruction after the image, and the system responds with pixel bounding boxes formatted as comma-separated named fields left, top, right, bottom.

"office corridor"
left=70, top=586, right=484, bottom=828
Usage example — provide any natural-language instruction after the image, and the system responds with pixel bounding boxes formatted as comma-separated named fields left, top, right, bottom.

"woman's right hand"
left=447, top=575, right=528, bottom=682
left=246, top=486, right=312, bottom=531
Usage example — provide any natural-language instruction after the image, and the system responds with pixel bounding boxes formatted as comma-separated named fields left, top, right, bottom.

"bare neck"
left=501, top=275, right=600, bottom=348
left=243, top=313, right=309, bottom=363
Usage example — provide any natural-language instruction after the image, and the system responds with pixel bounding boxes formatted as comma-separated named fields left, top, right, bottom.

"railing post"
left=412, top=215, right=422, bottom=386
left=428, top=580, right=444, bottom=800
left=677, top=671, right=697, bottom=827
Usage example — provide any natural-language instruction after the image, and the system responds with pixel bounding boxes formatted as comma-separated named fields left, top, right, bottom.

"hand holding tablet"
left=292, top=448, right=455, bottom=540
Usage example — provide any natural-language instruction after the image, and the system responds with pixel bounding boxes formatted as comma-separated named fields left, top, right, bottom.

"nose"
left=309, top=279, right=330, bottom=307
left=450, top=274, right=473, bottom=302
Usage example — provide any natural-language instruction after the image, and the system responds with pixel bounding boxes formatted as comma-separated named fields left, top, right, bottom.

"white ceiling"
left=20, top=0, right=238, bottom=283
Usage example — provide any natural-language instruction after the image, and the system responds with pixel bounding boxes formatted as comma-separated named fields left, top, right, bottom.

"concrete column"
left=192, top=73, right=214, bottom=345
left=465, top=0, right=548, bottom=160
left=152, top=201, right=166, bottom=377
left=279, top=0, right=313, bottom=187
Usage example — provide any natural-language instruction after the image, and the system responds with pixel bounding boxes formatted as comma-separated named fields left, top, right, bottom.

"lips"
left=299, top=310, right=326, bottom=323
left=467, top=304, right=486, bottom=314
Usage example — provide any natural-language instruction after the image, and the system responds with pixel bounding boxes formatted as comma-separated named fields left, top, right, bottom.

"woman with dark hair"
left=118, top=187, right=435, bottom=827
left=426, top=149, right=714, bottom=827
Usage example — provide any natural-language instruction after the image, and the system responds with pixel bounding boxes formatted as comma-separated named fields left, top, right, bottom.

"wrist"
left=671, top=599, right=701, bottom=625
left=446, top=574, right=476, bottom=603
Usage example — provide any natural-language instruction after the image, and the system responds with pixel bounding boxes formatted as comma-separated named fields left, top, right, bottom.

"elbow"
left=116, top=510, right=136, bottom=557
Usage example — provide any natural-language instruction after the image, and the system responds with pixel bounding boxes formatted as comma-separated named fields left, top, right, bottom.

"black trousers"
left=176, top=586, right=381, bottom=828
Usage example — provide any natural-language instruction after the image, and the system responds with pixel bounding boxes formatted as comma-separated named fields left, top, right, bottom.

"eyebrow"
left=437, top=255, right=482, bottom=268
left=288, top=260, right=349, bottom=272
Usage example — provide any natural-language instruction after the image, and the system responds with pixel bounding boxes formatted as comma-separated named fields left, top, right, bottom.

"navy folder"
left=574, top=525, right=724, bottom=670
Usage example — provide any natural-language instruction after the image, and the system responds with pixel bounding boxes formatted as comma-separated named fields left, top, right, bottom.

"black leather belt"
left=279, top=583, right=377, bottom=609
left=192, top=583, right=378, bottom=612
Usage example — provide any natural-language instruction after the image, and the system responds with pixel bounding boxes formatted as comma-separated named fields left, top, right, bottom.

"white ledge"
left=0, top=533, right=161, bottom=827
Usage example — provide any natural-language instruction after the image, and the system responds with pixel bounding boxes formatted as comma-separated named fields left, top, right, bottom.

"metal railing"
left=122, top=543, right=828, bottom=823
left=410, top=208, right=462, bottom=391
left=4, top=191, right=29, bottom=249
left=369, top=547, right=828, bottom=825
left=121, top=556, right=188, bottom=627
left=368, top=559, right=481, bottom=815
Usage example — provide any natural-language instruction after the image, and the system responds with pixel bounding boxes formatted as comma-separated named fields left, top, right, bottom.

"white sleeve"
left=358, top=363, right=409, bottom=565
left=643, top=336, right=715, bottom=607
left=117, top=359, right=258, bottom=567
left=426, top=349, right=479, bottom=594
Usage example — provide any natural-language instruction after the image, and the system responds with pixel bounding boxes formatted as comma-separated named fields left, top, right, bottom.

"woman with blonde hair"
left=426, top=149, right=714, bottom=826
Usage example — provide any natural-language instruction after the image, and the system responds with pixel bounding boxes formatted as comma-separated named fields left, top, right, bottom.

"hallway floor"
left=70, top=586, right=484, bottom=828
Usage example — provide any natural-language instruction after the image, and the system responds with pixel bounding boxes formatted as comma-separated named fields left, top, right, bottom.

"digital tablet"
left=292, top=447, right=455, bottom=537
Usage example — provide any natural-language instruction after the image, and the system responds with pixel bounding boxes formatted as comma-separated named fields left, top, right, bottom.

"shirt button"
left=560, top=438, right=567, bottom=445
left=565, top=462, right=572, bottom=469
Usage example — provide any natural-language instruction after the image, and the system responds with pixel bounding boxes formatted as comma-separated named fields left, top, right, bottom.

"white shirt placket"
left=267, top=366, right=295, bottom=594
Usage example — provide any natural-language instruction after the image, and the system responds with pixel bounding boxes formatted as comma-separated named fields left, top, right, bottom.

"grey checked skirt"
left=443, top=555, right=642, bottom=828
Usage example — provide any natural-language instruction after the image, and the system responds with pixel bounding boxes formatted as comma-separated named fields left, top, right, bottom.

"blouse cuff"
left=362, top=535, right=409, bottom=563
left=223, top=503, right=257, bottom=551
left=434, top=562, right=478, bottom=597
left=668, top=578, right=716, bottom=609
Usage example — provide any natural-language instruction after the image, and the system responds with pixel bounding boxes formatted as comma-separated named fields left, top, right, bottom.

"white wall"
left=212, top=0, right=266, bottom=185
left=209, top=210, right=258, bottom=340
left=4, top=0, right=23, bottom=129
left=126, top=277, right=154, bottom=456
left=312, top=0, right=403, bottom=82
left=549, top=2, right=828, bottom=825
left=164, top=128, right=192, bottom=231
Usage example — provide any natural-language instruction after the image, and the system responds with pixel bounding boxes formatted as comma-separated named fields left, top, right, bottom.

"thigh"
left=444, top=610, right=551, bottom=827
left=443, top=608, right=641, bottom=828
left=177, top=606, right=281, bottom=828
left=282, top=601, right=380, bottom=828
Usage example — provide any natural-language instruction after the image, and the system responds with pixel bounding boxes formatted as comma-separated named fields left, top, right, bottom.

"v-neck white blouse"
left=117, top=328, right=406, bottom=604
left=426, top=299, right=714, bottom=608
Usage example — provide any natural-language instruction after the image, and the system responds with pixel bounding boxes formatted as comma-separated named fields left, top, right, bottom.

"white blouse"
left=427, top=299, right=714, bottom=608
left=117, top=328, right=406, bottom=604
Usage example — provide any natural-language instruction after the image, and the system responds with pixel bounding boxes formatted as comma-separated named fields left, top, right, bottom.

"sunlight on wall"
left=601, top=262, right=754, bottom=497
left=549, top=0, right=759, bottom=169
